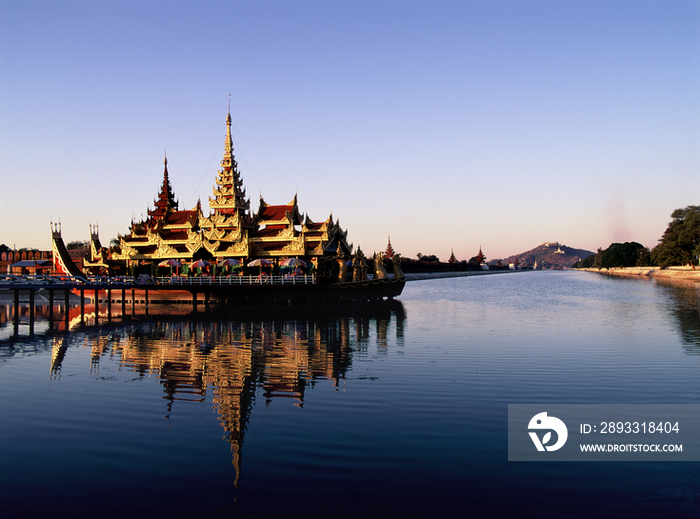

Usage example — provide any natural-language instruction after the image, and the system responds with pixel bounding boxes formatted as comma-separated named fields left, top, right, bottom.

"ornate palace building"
left=98, top=108, right=352, bottom=272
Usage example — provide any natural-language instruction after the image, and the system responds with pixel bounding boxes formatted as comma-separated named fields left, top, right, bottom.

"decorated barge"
left=50, top=106, right=405, bottom=303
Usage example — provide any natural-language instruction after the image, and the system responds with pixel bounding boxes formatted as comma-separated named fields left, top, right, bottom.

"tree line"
left=573, top=205, right=700, bottom=269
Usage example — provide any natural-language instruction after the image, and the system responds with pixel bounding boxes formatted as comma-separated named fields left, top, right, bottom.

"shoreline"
left=576, top=266, right=700, bottom=281
left=404, top=269, right=526, bottom=281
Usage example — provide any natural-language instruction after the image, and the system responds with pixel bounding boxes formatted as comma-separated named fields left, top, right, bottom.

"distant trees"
left=605, top=242, right=650, bottom=268
left=417, top=254, right=439, bottom=262
left=574, top=242, right=650, bottom=269
left=650, top=206, right=700, bottom=268
left=574, top=206, right=700, bottom=269
left=66, top=240, right=89, bottom=250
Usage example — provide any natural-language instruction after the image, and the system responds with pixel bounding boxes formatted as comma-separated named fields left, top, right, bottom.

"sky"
left=1, top=1, right=698, bottom=262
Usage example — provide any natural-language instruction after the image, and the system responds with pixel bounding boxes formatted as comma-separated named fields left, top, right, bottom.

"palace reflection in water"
left=46, top=303, right=405, bottom=487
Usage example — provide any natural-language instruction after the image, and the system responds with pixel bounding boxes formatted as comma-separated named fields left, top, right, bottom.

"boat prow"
left=325, top=276, right=406, bottom=300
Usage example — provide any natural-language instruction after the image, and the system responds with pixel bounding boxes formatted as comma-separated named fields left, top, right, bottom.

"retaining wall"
left=578, top=266, right=700, bottom=281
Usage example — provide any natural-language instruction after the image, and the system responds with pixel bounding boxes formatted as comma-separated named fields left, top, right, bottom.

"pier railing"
left=0, top=274, right=86, bottom=286
left=1, top=273, right=316, bottom=288
left=152, top=274, right=315, bottom=286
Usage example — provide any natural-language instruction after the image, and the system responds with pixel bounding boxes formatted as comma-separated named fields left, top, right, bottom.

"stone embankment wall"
left=578, top=266, right=700, bottom=281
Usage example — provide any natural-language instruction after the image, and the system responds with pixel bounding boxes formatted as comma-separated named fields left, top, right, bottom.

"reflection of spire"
left=213, top=365, right=257, bottom=488
left=377, top=317, right=389, bottom=353
left=50, top=337, right=69, bottom=379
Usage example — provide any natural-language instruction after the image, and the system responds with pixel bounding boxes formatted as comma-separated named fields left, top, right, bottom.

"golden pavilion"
left=97, top=108, right=352, bottom=272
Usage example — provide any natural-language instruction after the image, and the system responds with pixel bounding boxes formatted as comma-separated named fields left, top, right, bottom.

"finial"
left=164, top=148, right=168, bottom=166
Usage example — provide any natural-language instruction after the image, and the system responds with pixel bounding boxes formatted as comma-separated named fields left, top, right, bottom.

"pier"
left=0, top=272, right=405, bottom=339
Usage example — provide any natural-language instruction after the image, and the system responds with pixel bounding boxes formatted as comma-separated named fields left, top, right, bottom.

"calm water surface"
left=1, top=271, right=699, bottom=518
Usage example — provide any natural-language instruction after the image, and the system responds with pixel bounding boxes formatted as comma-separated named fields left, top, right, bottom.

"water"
left=1, top=271, right=699, bottom=518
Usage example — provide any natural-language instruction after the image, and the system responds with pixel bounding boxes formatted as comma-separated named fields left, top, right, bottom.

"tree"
left=574, top=244, right=650, bottom=269
left=66, top=240, right=89, bottom=250
left=636, top=247, right=651, bottom=267
left=600, top=242, right=648, bottom=268
left=651, top=206, right=700, bottom=267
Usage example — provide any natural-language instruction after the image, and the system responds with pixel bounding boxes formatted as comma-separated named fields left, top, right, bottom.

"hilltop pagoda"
left=105, top=107, right=352, bottom=270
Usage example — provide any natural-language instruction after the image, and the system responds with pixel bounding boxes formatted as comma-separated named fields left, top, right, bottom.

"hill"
left=492, top=242, right=595, bottom=269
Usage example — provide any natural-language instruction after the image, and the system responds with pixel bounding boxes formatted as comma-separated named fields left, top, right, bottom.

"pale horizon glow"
left=1, top=1, right=698, bottom=261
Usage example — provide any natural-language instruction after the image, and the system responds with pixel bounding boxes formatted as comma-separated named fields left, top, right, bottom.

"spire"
left=209, top=100, right=252, bottom=220
left=385, top=235, right=395, bottom=259
left=224, top=95, right=233, bottom=160
left=475, top=245, right=485, bottom=264
left=148, top=153, right=179, bottom=220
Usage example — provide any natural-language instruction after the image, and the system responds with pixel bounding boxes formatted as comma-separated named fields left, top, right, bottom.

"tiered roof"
left=385, top=236, right=395, bottom=259
left=108, top=106, right=351, bottom=265
left=148, top=156, right=179, bottom=220
left=208, top=109, right=251, bottom=218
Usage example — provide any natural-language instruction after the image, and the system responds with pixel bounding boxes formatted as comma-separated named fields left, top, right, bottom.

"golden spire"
left=224, top=94, right=233, bottom=158
left=209, top=98, right=252, bottom=220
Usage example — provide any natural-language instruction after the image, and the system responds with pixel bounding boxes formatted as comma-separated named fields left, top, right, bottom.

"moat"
left=1, top=271, right=699, bottom=518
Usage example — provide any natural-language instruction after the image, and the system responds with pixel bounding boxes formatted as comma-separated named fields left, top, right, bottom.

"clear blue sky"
left=1, top=1, right=698, bottom=261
